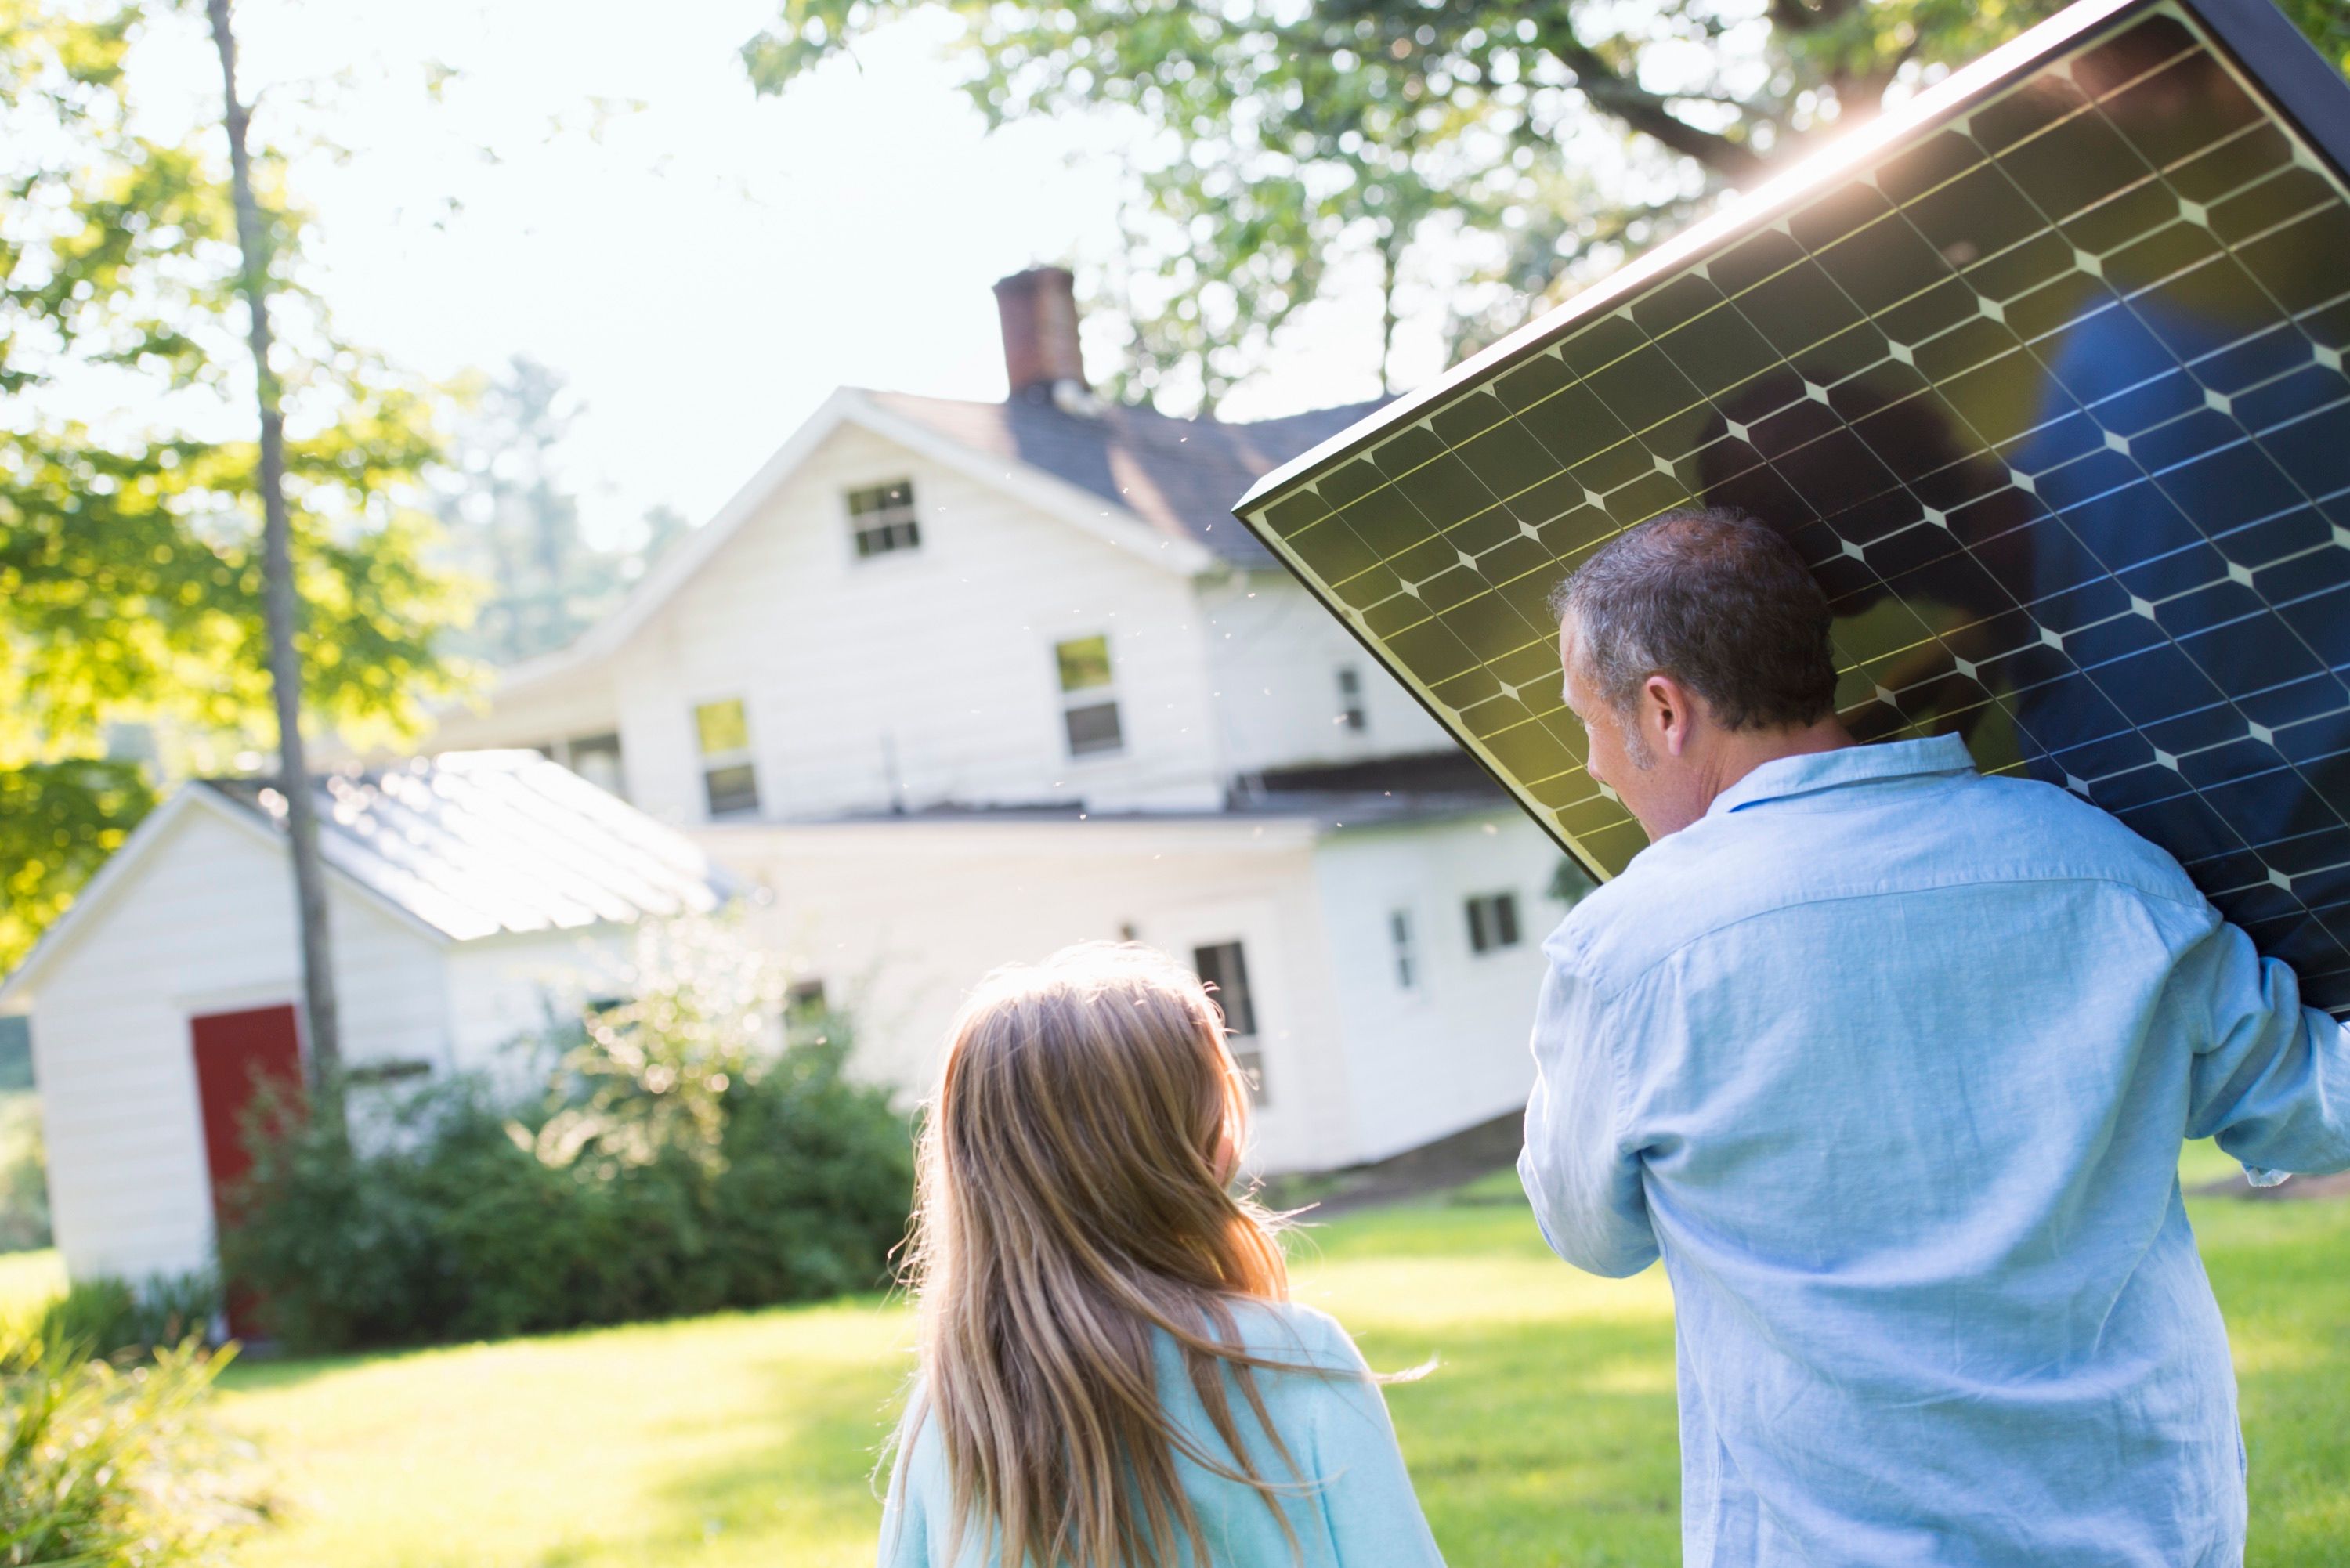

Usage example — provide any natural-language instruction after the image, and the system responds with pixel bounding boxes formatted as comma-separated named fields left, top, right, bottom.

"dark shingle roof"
left=206, top=751, right=728, bottom=942
left=866, top=386, right=1383, bottom=569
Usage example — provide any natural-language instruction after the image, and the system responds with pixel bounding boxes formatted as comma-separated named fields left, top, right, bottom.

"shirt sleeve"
left=1303, top=1319, right=1449, bottom=1568
left=1517, top=952, right=1658, bottom=1278
left=876, top=1418, right=933, bottom=1568
left=2178, top=915, right=2350, bottom=1181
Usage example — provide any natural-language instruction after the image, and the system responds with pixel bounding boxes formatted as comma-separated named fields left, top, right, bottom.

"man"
left=1517, top=507, right=2350, bottom=1566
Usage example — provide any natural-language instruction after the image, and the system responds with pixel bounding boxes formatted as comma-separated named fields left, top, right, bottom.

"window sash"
left=1191, top=941, right=1258, bottom=1038
left=1063, top=699, right=1123, bottom=756
left=847, top=480, right=921, bottom=558
left=694, top=699, right=750, bottom=757
left=1337, top=667, right=1368, bottom=732
left=703, top=762, right=760, bottom=816
left=1055, top=635, right=1114, bottom=693
left=1466, top=893, right=1521, bottom=954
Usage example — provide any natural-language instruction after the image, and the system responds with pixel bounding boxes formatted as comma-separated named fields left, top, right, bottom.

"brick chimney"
left=993, top=266, right=1086, bottom=399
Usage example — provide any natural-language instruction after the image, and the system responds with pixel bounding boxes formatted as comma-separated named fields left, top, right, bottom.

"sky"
left=138, top=0, right=1442, bottom=551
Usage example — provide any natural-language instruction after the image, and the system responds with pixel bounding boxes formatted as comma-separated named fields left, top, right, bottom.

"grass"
left=0, top=1246, right=64, bottom=1324
left=189, top=1153, right=2348, bottom=1568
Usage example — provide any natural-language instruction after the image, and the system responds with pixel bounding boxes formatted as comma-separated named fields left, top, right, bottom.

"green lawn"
left=0, top=1247, right=63, bottom=1324
left=200, top=1162, right=2348, bottom=1568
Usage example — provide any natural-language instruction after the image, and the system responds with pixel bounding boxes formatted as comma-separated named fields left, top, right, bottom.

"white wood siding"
left=1198, top=573, right=1450, bottom=775
left=609, top=425, right=1227, bottom=825
left=27, top=806, right=448, bottom=1284
left=428, top=669, right=619, bottom=761
left=1309, top=811, right=1568, bottom=1164
left=702, top=815, right=1358, bottom=1172
left=440, top=930, right=632, bottom=1091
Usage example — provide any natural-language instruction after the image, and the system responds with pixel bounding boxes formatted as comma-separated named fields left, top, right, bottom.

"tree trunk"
left=204, top=0, right=345, bottom=1122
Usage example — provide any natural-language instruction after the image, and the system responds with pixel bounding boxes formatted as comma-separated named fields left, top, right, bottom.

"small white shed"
left=0, top=751, right=725, bottom=1290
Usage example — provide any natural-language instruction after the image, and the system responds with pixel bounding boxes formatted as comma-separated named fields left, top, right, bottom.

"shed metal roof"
left=206, top=750, right=728, bottom=943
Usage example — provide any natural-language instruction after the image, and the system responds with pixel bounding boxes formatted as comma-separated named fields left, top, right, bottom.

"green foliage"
left=26, top=1273, right=220, bottom=1363
left=746, top=0, right=2345, bottom=410
left=0, top=1329, right=262, bottom=1566
left=432, top=357, right=666, bottom=667
left=0, top=1094, right=49, bottom=1255
left=221, top=923, right=915, bottom=1353
left=0, top=760, right=154, bottom=973
left=0, top=1, right=474, bottom=970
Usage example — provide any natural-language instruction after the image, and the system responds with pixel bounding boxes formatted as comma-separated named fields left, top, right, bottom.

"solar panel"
left=1233, top=0, right=2350, bottom=1014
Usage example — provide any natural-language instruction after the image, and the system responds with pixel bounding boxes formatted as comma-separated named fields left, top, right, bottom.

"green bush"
left=221, top=922, right=915, bottom=1353
left=31, top=1272, right=220, bottom=1362
left=0, top=1328, right=264, bottom=1566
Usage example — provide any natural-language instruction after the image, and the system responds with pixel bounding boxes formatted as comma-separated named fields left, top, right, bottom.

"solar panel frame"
left=1231, top=0, right=2350, bottom=1013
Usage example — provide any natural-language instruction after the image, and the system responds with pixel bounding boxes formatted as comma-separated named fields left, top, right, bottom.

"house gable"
left=493, top=389, right=1213, bottom=704
left=602, top=414, right=1229, bottom=824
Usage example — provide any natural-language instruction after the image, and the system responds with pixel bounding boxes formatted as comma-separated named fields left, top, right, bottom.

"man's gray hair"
left=1549, top=508, right=1838, bottom=732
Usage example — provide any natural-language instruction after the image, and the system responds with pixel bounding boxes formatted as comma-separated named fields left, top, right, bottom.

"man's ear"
left=1645, top=673, right=1698, bottom=758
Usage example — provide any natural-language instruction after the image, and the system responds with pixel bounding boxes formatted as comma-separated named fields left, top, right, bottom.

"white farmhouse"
left=426, top=267, right=1578, bottom=1172
left=0, top=753, right=724, bottom=1292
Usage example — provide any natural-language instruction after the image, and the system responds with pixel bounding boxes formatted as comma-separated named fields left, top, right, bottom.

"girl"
left=880, top=942, right=1448, bottom=1568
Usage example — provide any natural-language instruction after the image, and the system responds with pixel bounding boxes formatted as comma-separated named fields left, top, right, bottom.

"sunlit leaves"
left=0, top=0, right=473, bottom=966
left=747, top=0, right=2341, bottom=410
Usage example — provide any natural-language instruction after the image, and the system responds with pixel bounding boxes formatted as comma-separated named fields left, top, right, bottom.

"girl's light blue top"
left=877, top=1299, right=1447, bottom=1567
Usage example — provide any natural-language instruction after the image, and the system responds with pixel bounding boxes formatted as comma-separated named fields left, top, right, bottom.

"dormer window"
left=847, top=479, right=921, bottom=558
left=1054, top=634, right=1124, bottom=757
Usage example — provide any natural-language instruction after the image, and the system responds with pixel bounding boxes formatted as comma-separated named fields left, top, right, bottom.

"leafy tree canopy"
left=1, top=0, right=472, bottom=968
left=746, top=0, right=2347, bottom=414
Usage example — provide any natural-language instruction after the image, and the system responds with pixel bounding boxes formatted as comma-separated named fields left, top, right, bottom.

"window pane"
left=1466, top=897, right=1491, bottom=953
left=1231, top=1047, right=1268, bottom=1106
left=1055, top=634, right=1114, bottom=692
left=848, top=479, right=915, bottom=519
left=1496, top=893, right=1520, bottom=947
left=1064, top=699, right=1124, bottom=756
left=704, top=762, right=761, bottom=816
left=1338, top=667, right=1368, bottom=731
left=568, top=732, right=625, bottom=798
left=1191, top=941, right=1257, bottom=1037
left=694, top=699, right=749, bottom=756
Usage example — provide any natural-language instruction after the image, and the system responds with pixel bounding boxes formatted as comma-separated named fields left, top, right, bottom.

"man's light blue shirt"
left=1519, top=734, right=2350, bottom=1567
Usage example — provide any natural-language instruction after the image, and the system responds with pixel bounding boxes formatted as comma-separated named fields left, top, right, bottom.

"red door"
left=190, top=1003, right=305, bottom=1338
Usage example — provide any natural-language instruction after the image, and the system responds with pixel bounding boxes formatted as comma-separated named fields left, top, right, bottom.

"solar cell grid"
left=1236, top=0, right=2350, bottom=1013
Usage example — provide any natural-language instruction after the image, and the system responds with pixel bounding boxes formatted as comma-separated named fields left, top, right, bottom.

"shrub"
left=221, top=919, right=916, bottom=1353
left=29, top=1272, right=220, bottom=1362
left=0, top=1329, right=264, bottom=1566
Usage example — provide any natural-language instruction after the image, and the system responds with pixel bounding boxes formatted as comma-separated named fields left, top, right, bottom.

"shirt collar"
left=1705, top=733, right=1978, bottom=820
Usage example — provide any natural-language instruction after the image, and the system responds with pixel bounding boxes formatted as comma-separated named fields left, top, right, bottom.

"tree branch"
left=1530, top=13, right=1769, bottom=181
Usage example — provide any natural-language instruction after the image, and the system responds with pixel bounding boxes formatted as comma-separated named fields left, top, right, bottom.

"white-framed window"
left=1054, top=634, right=1124, bottom=757
left=557, top=731, right=625, bottom=798
left=1465, top=891, right=1521, bottom=955
left=783, top=978, right=828, bottom=1043
left=1191, top=940, right=1265, bottom=1104
left=1336, top=667, right=1368, bottom=732
left=1389, top=909, right=1419, bottom=990
left=693, top=698, right=760, bottom=817
left=847, top=479, right=921, bottom=559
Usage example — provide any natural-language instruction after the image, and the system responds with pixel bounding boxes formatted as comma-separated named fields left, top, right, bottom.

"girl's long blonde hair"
left=895, top=941, right=1307, bottom=1567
